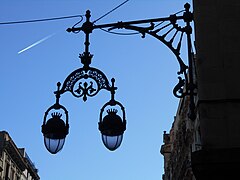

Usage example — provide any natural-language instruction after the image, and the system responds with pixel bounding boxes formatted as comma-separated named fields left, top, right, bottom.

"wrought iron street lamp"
left=42, top=3, right=196, bottom=154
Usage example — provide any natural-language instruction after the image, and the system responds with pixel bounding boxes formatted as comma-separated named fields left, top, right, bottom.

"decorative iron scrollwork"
left=92, top=4, right=196, bottom=118
left=64, top=3, right=196, bottom=119
left=173, top=77, right=185, bottom=98
left=74, top=81, right=96, bottom=101
left=59, top=66, right=112, bottom=101
left=93, top=9, right=193, bottom=101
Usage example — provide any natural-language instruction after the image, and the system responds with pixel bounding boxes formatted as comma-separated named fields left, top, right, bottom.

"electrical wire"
left=0, top=0, right=133, bottom=36
left=70, top=16, right=84, bottom=34
left=93, top=0, right=130, bottom=23
left=0, top=14, right=84, bottom=25
left=96, top=2, right=185, bottom=36
left=0, top=1, right=184, bottom=38
left=92, top=0, right=137, bottom=36
left=0, top=0, right=130, bottom=26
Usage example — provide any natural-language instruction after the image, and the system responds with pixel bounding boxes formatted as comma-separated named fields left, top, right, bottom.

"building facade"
left=0, top=131, right=40, bottom=180
left=161, top=0, right=240, bottom=179
left=191, top=0, right=240, bottom=179
left=161, top=95, right=200, bottom=180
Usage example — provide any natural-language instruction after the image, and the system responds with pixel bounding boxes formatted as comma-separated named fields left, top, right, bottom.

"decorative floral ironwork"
left=59, top=66, right=111, bottom=101
left=74, top=81, right=96, bottom=101
left=88, top=69, right=110, bottom=90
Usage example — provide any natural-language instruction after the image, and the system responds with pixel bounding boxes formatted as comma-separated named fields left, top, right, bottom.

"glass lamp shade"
left=102, top=134, right=123, bottom=151
left=44, top=135, right=65, bottom=154
left=99, top=109, right=126, bottom=151
left=42, top=112, right=69, bottom=154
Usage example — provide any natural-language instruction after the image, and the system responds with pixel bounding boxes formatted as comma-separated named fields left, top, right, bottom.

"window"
left=5, top=163, right=10, bottom=180
left=10, top=169, right=15, bottom=180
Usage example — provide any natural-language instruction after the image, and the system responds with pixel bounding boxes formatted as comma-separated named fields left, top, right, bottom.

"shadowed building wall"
left=161, top=95, right=198, bottom=180
left=192, top=0, right=240, bottom=179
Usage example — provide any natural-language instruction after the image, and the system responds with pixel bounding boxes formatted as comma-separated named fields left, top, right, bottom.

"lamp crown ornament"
left=51, top=112, right=62, bottom=118
left=107, top=109, right=118, bottom=114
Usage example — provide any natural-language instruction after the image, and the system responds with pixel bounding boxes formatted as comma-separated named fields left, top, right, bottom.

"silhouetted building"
left=161, top=0, right=240, bottom=179
left=191, top=0, right=240, bottom=179
left=0, top=131, right=40, bottom=180
left=161, top=94, right=200, bottom=180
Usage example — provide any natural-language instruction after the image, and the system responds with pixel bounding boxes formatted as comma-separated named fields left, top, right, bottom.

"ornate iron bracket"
left=65, top=3, right=196, bottom=119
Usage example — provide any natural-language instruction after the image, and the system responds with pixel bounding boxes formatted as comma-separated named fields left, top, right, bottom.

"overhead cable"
left=0, top=14, right=84, bottom=25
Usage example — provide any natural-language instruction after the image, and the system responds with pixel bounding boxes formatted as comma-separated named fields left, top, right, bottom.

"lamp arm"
left=67, top=3, right=194, bottom=96
left=66, top=3, right=197, bottom=120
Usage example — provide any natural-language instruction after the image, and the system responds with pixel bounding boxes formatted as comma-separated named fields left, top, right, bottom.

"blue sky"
left=0, top=0, right=192, bottom=179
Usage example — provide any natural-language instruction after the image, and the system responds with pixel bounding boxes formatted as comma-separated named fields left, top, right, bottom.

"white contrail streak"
left=18, top=33, right=55, bottom=54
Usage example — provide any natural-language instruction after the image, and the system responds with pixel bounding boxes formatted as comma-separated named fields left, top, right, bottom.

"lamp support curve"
left=66, top=3, right=197, bottom=119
